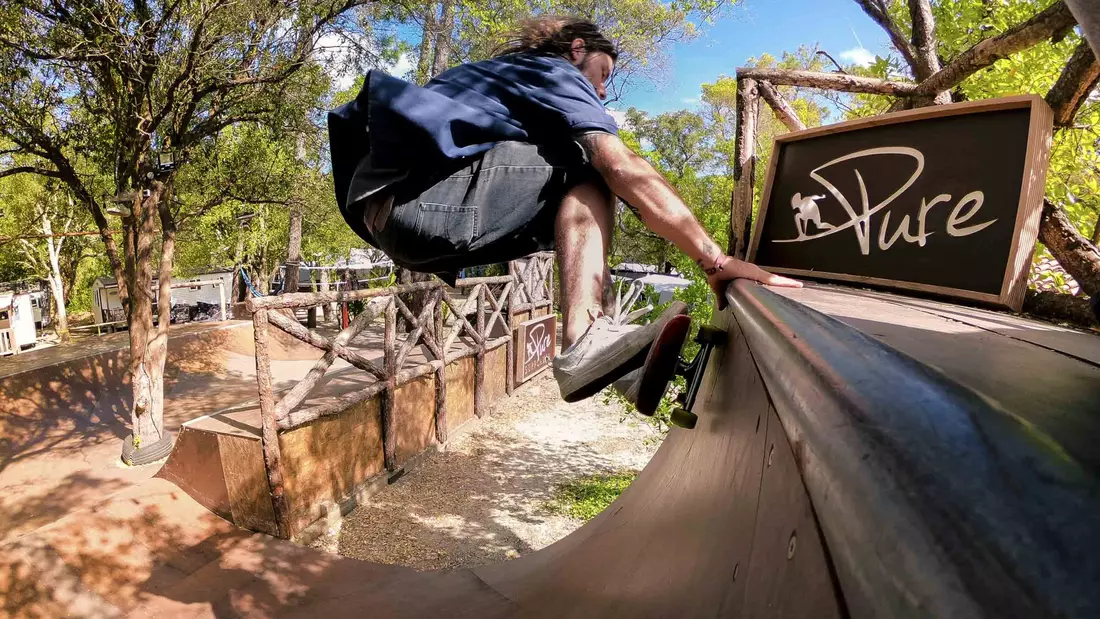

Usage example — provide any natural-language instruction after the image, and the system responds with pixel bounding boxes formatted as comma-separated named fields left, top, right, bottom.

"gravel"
left=309, top=370, right=661, bottom=570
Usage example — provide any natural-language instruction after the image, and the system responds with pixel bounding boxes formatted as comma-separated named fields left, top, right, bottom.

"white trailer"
left=0, top=293, right=37, bottom=355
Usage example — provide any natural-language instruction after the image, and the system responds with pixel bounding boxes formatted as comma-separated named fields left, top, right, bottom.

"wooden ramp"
left=3, top=282, right=1098, bottom=618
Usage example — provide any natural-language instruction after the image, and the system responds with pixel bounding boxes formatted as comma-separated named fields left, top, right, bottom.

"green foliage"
left=855, top=0, right=1098, bottom=240
left=543, top=470, right=639, bottom=521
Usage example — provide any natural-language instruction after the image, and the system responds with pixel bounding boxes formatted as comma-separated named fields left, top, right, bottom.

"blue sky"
left=322, top=0, right=895, bottom=117
left=611, top=0, right=893, bottom=117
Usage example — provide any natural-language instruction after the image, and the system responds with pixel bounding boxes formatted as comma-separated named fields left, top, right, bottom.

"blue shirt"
left=328, top=53, right=618, bottom=223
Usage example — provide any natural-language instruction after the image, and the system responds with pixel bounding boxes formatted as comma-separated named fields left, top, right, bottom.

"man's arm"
left=576, top=132, right=800, bottom=302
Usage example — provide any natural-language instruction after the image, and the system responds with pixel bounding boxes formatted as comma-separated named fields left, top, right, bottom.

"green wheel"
left=695, top=325, right=727, bottom=346
left=670, top=407, right=698, bottom=430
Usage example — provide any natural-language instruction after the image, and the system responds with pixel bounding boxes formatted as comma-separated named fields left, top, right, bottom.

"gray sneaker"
left=553, top=302, right=686, bottom=402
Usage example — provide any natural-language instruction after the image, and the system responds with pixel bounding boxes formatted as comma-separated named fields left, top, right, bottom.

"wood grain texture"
left=393, top=374, right=437, bottom=464
left=740, top=405, right=844, bottom=618
left=279, top=396, right=385, bottom=537
left=445, top=355, right=476, bottom=433
left=218, top=433, right=278, bottom=536
left=156, top=425, right=231, bottom=521
left=729, top=280, right=1100, bottom=618
left=1001, top=97, right=1054, bottom=310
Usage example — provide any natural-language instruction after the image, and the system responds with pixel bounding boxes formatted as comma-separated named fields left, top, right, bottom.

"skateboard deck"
left=632, top=315, right=692, bottom=416
left=632, top=321, right=727, bottom=429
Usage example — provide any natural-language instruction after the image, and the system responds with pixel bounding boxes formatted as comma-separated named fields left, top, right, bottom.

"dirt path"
left=310, top=371, right=660, bottom=570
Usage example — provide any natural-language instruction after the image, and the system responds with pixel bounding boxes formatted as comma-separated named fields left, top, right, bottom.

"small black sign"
left=748, top=96, right=1052, bottom=310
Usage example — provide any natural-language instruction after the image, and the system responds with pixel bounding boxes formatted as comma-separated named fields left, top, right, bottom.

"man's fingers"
left=760, top=272, right=803, bottom=288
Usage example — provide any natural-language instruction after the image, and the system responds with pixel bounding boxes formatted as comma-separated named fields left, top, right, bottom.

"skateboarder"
left=328, top=16, right=801, bottom=402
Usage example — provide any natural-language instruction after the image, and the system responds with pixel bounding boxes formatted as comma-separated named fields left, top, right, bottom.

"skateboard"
left=631, top=316, right=727, bottom=430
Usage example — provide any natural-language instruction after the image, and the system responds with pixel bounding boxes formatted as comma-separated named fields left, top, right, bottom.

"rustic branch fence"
left=245, top=252, right=554, bottom=538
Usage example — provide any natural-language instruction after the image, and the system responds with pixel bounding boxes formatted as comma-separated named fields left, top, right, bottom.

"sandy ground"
left=309, top=370, right=661, bottom=570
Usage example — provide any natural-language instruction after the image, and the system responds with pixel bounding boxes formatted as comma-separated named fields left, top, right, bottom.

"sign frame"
left=515, top=313, right=556, bottom=384
left=746, top=95, right=1053, bottom=311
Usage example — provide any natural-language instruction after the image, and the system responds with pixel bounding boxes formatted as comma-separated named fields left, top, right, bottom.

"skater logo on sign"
left=516, top=314, right=556, bottom=384
left=526, top=323, right=552, bottom=365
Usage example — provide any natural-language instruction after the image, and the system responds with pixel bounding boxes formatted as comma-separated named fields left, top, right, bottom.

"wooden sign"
left=748, top=95, right=1052, bottom=310
left=516, top=314, right=556, bottom=384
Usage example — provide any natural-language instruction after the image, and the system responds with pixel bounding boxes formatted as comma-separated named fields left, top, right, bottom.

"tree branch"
left=853, top=0, right=919, bottom=73
left=736, top=67, right=918, bottom=96
left=0, top=166, right=62, bottom=180
left=758, top=81, right=807, bottom=132
left=1039, top=199, right=1100, bottom=298
left=1045, top=40, right=1100, bottom=127
left=908, top=0, right=941, bottom=75
left=914, top=1, right=1078, bottom=96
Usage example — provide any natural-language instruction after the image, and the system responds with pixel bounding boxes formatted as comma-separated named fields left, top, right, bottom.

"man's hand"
left=705, top=256, right=802, bottom=310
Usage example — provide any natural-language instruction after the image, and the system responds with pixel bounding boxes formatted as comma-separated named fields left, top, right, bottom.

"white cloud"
left=681, top=97, right=699, bottom=105
left=384, top=53, right=415, bottom=80
left=607, top=109, right=630, bottom=129
left=316, top=32, right=358, bottom=90
left=838, top=47, right=876, bottom=67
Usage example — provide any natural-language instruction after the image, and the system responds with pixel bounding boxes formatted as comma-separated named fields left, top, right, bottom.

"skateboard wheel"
left=670, top=407, right=698, bottom=430
left=695, top=325, right=727, bottom=346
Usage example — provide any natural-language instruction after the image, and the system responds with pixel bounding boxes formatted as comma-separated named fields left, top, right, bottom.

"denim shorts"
left=371, top=141, right=594, bottom=277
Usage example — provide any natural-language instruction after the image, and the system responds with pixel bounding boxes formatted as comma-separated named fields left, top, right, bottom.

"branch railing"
left=245, top=255, right=553, bottom=538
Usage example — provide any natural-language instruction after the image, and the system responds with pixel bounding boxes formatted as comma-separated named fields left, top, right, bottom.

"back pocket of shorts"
left=414, top=203, right=478, bottom=254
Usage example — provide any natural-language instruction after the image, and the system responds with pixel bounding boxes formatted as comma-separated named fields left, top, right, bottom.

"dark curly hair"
left=494, top=16, right=618, bottom=62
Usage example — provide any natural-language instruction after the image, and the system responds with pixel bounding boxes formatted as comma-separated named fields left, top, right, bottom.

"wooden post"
left=433, top=290, right=448, bottom=444
left=382, top=297, right=397, bottom=470
left=474, top=284, right=486, bottom=418
left=729, top=77, right=759, bottom=260
left=252, top=310, right=291, bottom=539
left=506, top=262, right=517, bottom=395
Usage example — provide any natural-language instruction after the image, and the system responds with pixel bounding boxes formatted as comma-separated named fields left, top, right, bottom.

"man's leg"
left=555, top=180, right=614, bottom=349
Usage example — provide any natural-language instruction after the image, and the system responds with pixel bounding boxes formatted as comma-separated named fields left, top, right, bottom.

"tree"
left=0, top=173, right=97, bottom=340
left=0, top=0, right=373, bottom=462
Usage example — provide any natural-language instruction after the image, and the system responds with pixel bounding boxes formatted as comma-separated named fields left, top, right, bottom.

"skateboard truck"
left=668, top=325, right=727, bottom=429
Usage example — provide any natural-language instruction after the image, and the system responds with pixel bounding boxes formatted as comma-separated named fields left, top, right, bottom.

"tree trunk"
left=729, top=78, right=758, bottom=260
left=320, top=268, right=333, bottom=322
left=1024, top=289, right=1097, bottom=327
left=736, top=68, right=918, bottom=96
left=231, top=230, right=246, bottom=318
left=431, top=0, right=455, bottom=77
left=125, top=182, right=170, bottom=461
left=41, top=213, right=70, bottom=342
left=1039, top=199, right=1100, bottom=298
left=284, top=204, right=302, bottom=294
left=416, top=6, right=438, bottom=85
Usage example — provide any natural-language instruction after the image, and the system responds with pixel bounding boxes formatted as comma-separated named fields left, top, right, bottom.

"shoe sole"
left=558, top=301, right=689, bottom=403
left=561, top=345, right=651, bottom=403
left=634, top=315, right=692, bottom=416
